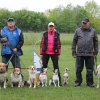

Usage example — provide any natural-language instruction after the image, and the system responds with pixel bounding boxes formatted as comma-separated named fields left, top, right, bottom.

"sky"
left=0, top=0, right=100, bottom=12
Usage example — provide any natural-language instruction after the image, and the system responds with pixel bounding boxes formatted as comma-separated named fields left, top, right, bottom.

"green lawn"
left=0, top=33, right=100, bottom=100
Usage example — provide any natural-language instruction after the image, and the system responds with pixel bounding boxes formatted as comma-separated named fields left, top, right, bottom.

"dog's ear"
left=28, top=66, right=32, bottom=70
left=5, top=64, right=8, bottom=67
left=65, top=68, right=69, bottom=71
left=44, top=68, right=47, bottom=72
left=34, top=66, right=37, bottom=70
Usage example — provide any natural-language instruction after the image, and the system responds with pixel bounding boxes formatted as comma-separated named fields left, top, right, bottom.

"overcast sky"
left=0, top=0, right=100, bottom=12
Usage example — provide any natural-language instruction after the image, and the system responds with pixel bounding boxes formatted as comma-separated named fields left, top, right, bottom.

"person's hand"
left=94, top=54, right=96, bottom=58
left=58, top=55, right=60, bottom=59
left=72, top=52, right=76, bottom=58
left=93, top=52, right=97, bottom=58
left=13, top=48, right=17, bottom=54
left=2, top=37, right=8, bottom=42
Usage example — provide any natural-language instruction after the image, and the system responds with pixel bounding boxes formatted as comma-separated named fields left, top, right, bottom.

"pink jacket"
left=40, top=31, right=61, bottom=55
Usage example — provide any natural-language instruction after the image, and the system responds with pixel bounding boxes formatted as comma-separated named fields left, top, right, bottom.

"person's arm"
left=72, top=30, right=78, bottom=58
left=40, top=35, right=44, bottom=55
left=0, top=31, right=2, bottom=42
left=0, top=30, right=8, bottom=43
left=93, top=30, right=98, bottom=56
left=16, top=31, right=24, bottom=50
left=58, top=33, right=61, bottom=55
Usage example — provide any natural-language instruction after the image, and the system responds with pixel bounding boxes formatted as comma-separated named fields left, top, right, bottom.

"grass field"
left=0, top=33, right=100, bottom=100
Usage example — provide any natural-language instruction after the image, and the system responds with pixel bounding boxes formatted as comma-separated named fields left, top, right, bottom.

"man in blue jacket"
left=0, top=18, right=24, bottom=70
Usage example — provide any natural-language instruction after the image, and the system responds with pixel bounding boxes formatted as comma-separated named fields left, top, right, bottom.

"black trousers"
left=75, top=56, right=94, bottom=85
left=42, top=54, right=61, bottom=84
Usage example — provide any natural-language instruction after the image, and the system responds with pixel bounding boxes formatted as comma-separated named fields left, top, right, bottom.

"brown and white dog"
left=63, top=68, right=69, bottom=85
left=96, top=65, right=100, bottom=88
left=10, top=67, right=24, bottom=88
left=0, top=63, right=7, bottom=89
left=39, top=68, right=47, bottom=87
left=28, top=66, right=40, bottom=88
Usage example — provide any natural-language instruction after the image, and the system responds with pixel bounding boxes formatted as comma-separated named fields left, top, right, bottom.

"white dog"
left=10, top=68, right=24, bottom=88
left=28, top=66, right=40, bottom=88
left=63, top=68, right=69, bottom=85
left=39, top=68, right=47, bottom=87
left=0, top=63, right=7, bottom=89
left=96, top=65, right=100, bottom=88
left=49, top=69, right=60, bottom=87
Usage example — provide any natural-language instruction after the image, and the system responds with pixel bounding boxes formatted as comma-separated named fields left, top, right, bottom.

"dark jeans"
left=42, top=54, right=61, bottom=84
left=2, top=54, right=21, bottom=70
left=75, top=56, right=94, bottom=85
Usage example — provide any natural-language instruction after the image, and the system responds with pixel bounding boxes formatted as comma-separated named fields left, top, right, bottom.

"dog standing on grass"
left=0, top=63, right=7, bottom=89
left=10, top=67, right=24, bottom=88
left=63, top=68, right=69, bottom=85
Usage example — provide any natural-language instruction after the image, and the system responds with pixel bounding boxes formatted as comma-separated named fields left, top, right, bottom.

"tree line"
left=0, top=0, right=100, bottom=33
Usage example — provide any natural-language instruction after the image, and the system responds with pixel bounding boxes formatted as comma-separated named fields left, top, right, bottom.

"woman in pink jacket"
left=40, top=22, right=61, bottom=85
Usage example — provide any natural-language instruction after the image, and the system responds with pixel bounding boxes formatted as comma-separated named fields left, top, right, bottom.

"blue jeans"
left=75, top=56, right=94, bottom=85
left=2, top=54, right=21, bottom=70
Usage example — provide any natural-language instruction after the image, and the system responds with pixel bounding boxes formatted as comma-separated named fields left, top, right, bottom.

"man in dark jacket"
left=72, top=18, right=98, bottom=87
left=0, top=18, right=24, bottom=70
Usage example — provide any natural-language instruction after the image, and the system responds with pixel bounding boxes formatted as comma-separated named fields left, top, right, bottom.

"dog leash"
left=6, top=54, right=14, bottom=66
left=93, top=56, right=97, bottom=76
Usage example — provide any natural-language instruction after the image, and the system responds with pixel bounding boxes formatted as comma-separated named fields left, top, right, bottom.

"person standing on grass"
left=72, top=18, right=98, bottom=87
left=0, top=18, right=24, bottom=70
left=40, top=22, right=62, bottom=85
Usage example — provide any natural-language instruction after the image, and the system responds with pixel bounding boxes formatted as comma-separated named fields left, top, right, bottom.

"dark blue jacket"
left=0, top=26, right=24, bottom=56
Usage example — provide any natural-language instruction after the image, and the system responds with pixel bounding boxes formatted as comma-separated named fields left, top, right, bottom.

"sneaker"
left=74, top=83, right=81, bottom=87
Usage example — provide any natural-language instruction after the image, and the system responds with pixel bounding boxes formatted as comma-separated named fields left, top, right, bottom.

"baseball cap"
left=48, top=22, right=54, bottom=27
left=82, top=18, right=89, bottom=24
left=7, top=18, right=15, bottom=22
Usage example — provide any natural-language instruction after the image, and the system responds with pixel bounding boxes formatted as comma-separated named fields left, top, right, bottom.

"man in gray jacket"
left=72, top=18, right=98, bottom=87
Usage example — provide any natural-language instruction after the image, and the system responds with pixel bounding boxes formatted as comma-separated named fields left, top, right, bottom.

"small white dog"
left=0, top=63, right=7, bottom=89
left=10, top=68, right=24, bottom=88
left=28, top=66, right=40, bottom=88
left=96, top=65, right=100, bottom=88
left=49, top=69, right=60, bottom=87
left=39, top=68, right=47, bottom=87
left=63, top=68, right=69, bottom=85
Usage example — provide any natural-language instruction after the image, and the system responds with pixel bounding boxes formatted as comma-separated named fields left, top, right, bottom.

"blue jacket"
left=0, top=26, right=24, bottom=56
